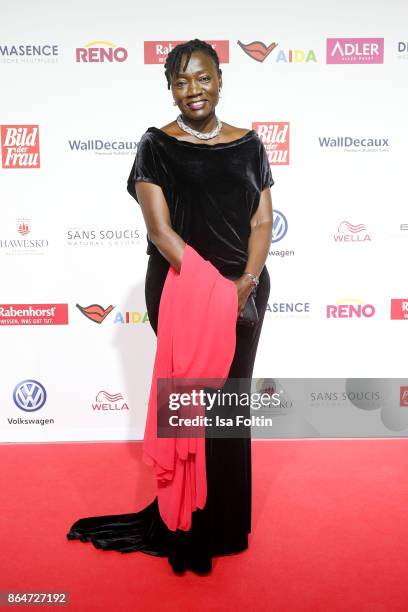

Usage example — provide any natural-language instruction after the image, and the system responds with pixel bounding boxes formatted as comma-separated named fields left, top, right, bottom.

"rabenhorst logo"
left=66, top=227, right=142, bottom=247
left=92, top=391, right=129, bottom=411
left=333, top=221, right=372, bottom=242
left=76, top=303, right=149, bottom=324
left=144, top=40, right=229, bottom=64
left=1, top=125, right=40, bottom=168
left=326, top=299, right=376, bottom=319
left=391, top=299, right=408, bottom=320
left=67, top=138, right=137, bottom=155
left=238, top=40, right=316, bottom=63
left=326, top=38, right=384, bottom=64
left=0, top=44, right=59, bottom=63
left=0, top=219, right=48, bottom=255
left=318, top=135, right=389, bottom=153
left=0, top=304, right=68, bottom=326
left=76, top=41, right=128, bottom=63
left=254, top=122, right=289, bottom=165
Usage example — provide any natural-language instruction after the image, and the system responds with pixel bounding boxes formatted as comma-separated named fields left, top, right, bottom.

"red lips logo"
left=76, top=303, right=115, bottom=324
left=237, top=40, right=278, bottom=62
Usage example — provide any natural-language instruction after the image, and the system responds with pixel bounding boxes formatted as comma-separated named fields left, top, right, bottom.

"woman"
left=66, top=38, right=274, bottom=575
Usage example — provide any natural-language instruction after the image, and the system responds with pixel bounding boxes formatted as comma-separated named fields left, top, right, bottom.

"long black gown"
left=66, top=127, right=274, bottom=574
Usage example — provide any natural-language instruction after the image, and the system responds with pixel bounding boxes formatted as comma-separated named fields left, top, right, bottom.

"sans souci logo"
left=1, top=125, right=40, bottom=168
left=318, top=134, right=389, bottom=153
left=0, top=219, right=48, bottom=255
left=333, top=221, right=372, bottom=243
left=76, top=41, right=128, bottom=63
left=92, top=391, right=129, bottom=412
left=391, top=299, right=408, bottom=320
left=237, top=40, right=316, bottom=63
left=0, top=44, right=59, bottom=63
left=76, top=304, right=149, bottom=324
left=13, top=380, right=47, bottom=411
left=254, top=122, right=289, bottom=165
left=67, top=137, right=137, bottom=155
left=144, top=40, right=229, bottom=64
left=326, top=38, right=384, bottom=64
left=0, top=304, right=68, bottom=326
left=66, top=227, right=142, bottom=247
left=326, top=298, right=376, bottom=319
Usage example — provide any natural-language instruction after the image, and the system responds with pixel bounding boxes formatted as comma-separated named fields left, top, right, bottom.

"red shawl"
left=142, top=244, right=238, bottom=531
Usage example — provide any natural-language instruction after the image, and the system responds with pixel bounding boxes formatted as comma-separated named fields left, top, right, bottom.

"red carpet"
left=1, top=439, right=408, bottom=611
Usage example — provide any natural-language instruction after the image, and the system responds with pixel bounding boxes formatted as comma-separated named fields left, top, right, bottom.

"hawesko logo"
left=1, top=125, right=40, bottom=168
left=76, top=303, right=115, bottom=324
left=400, top=387, right=408, bottom=407
left=326, top=38, right=384, bottom=64
left=271, top=210, right=288, bottom=243
left=0, top=304, right=68, bottom=325
left=13, top=380, right=47, bottom=411
left=76, top=41, right=128, bottom=63
left=333, top=221, right=372, bottom=242
left=17, top=218, right=30, bottom=235
left=391, top=299, right=408, bottom=320
left=254, top=122, right=289, bottom=165
left=92, top=391, right=129, bottom=411
left=326, top=299, right=376, bottom=318
left=144, top=40, right=229, bottom=64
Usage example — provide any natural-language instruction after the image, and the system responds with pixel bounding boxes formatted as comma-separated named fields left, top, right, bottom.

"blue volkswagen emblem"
left=13, top=380, right=47, bottom=412
left=272, top=210, right=288, bottom=243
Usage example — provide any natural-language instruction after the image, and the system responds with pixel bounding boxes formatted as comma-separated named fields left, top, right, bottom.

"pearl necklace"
left=176, top=113, right=223, bottom=140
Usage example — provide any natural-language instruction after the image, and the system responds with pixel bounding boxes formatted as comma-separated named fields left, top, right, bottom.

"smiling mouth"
left=187, top=100, right=207, bottom=109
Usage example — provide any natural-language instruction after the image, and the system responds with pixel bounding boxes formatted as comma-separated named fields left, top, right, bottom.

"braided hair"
left=164, top=38, right=221, bottom=90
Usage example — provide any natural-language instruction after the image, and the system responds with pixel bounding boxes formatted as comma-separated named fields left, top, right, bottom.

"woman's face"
left=171, top=50, right=222, bottom=121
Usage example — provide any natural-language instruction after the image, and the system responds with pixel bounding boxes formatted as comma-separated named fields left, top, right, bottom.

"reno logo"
left=326, top=299, right=376, bottom=319
left=254, top=122, right=289, bottom=165
left=333, top=221, right=372, bottom=242
left=76, top=41, right=128, bottom=63
left=144, top=40, right=229, bottom=64
left=237, top=40, right=316, bottom=63
left=1, top=125, right=40, bottom=168
left=326, top=38, right=384, bottom=64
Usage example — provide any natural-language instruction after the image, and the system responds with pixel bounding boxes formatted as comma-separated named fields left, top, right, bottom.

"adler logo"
left=326, top=38, right=384, bottom=64
left=76, top=41, right=128, bottom=63
left=1, top=125, right=40, bottom=168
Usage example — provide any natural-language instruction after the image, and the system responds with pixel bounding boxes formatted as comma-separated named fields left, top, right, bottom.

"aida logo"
left=254, top=122, right=289, bottom=165
left=237, top=40, right=316, bottom=63
left=326, top=299, right=376, bottom=318
left=1, top=125, right=40, bottom=168
left=76, top=41, right=128, bottom=63
left=76, top=303, right=115, bottom=324
left=326, top=38, right=384, bottom=64
left=144, top=40, right=229, bottom=64
left=333, top=221, right=372, bottom=242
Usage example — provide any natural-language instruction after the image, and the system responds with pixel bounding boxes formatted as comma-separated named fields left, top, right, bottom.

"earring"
left=219, top=90, right=222, bottom=98
left=173, top=101, right=177, bottom=106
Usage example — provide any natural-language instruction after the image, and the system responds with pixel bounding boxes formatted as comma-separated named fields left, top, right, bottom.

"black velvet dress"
left=66, top=127, right=274, bottom=574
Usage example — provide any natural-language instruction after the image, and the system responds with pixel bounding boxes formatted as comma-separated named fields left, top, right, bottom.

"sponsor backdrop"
left=1, top=0, right=407, bottom=442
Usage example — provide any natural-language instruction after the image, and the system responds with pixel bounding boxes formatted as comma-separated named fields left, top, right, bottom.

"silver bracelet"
left=243, top=272, right=259, bottom=287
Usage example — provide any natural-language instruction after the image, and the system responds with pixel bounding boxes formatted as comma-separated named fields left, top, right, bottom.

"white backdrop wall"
left=1, top=0, right=407, bottom=442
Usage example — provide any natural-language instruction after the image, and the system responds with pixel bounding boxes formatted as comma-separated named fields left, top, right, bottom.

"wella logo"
left=76, top=41, right=128, bottom=63
left=92, top=391, right=129, bottom=411
left=254, top=122, right=289, bottom=165
left=326, top=38, right=384, bottom=64
left=333, top=221, right=372, bottom=242
left=326, top=298, right=376, bottom=319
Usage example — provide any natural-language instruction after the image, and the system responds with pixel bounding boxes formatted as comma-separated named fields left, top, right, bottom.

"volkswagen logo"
left=13, top=380, right=47, bottom=412
left=272, top=210, right=288, bottom=243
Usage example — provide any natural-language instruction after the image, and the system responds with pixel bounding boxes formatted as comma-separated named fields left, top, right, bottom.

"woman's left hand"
left=230, top=276, right=255, bottom=318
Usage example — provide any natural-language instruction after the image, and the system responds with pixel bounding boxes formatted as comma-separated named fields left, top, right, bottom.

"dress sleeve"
left=126, top=133, right=162, bottom=204
left=259, top=139, right=274, bottom=191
